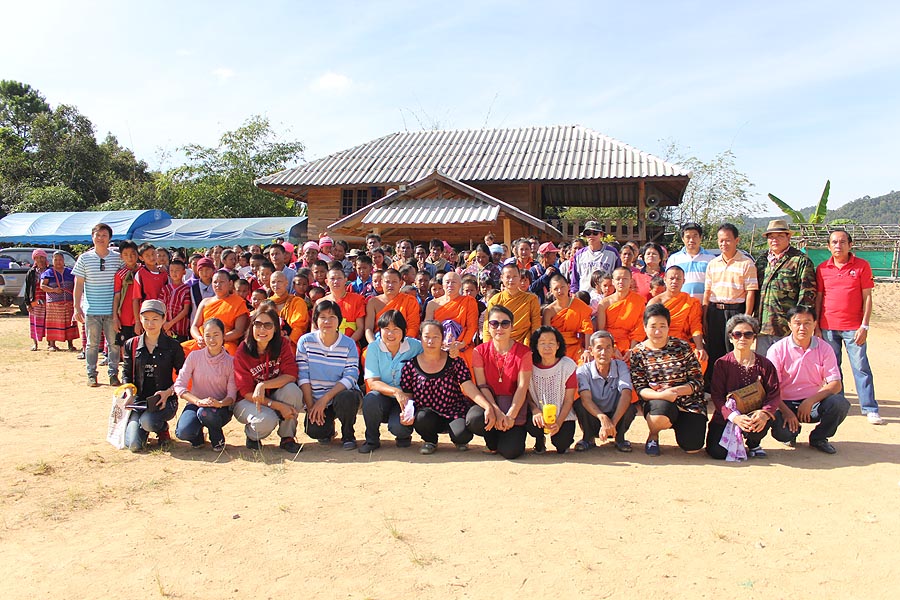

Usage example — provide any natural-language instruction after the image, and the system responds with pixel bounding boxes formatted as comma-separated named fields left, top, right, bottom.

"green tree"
left=15, top=185, right=83, bottom=213
left=0, top=80, right=50, bottom=148
left=663, top=142, right=759, bottom=230
left=767, top=180, right=830, bottom=224
left=160, top=115, right=305, bottom=218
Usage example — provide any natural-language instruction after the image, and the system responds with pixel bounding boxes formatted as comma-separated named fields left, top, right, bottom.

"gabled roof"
left=256, top=125, right=689, bottom=191
left=328, top=171, right=562, bottom=237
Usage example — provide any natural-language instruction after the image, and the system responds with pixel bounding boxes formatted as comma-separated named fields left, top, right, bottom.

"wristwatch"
left=860, top=324, right=870, bottom=330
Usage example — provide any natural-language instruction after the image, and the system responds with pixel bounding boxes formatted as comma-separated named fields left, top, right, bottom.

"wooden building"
left=256, top=125, right=690, bottom=246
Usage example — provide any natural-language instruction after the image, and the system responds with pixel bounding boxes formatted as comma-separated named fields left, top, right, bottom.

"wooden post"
left=637, top=181, right=647, bottom=242
left=503, top=217, right=512, bottom=249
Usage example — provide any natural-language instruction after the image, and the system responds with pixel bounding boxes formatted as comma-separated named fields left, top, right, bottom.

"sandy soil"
left=1, top=285, right=898, bottom=600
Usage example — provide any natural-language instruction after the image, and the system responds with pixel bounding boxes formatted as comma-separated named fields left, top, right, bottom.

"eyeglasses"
left=99, top=258, right=106, bottom=271
left=252, top=320, right=275, bottom=330
left=583, top=230, right=601, bottom=236
left=730, top=331, right=756, bottom=340
left=488, top=319, right=512, bottom=329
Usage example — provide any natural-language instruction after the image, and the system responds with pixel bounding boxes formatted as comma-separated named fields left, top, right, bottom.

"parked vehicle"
left=0, top=248, right=76, bottom=314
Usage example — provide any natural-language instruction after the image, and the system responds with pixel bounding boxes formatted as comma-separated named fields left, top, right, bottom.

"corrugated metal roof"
left=256, top=125, right=689, bottom=188
left=363, top=197, right=500, bottom=225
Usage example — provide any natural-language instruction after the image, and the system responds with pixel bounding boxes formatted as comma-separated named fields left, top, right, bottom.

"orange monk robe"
left=181, top=294, right=250, bottom=357
left=280, top=295, right=310, bottom=344
left=550, top=297, right=594, bottom=364
left=483, top=290, right=541, bottom=345
left=604, top=291, right=647, bottom=355
left=434, top=294, right=479, bottom=368
left=376, top=293, right=421, bottom=339
left=324, top=291, right=367, bottom=339
left=663, top=292, right=707, bottom=373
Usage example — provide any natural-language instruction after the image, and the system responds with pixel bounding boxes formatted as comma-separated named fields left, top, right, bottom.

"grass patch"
left=17, top=460, right=54, bottom=476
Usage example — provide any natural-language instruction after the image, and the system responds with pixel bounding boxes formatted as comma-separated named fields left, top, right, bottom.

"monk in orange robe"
left=266, top=271, right=310, bottom=350
left=542, top=274, right=593, bottom=364
left=595, top=267, right=646, bottom=361
left=365, top=268, right=421, bottom=342
left=317, top=265, right=366, bottom=346
left=483, top=264, right=541, bottom=345
left=648, top=265, right=708, bottom=372
left=182, top=271, right=250, bottom=358
left=426, top=271, right=479, bottom=368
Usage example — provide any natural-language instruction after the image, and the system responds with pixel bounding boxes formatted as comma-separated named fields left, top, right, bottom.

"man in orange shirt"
left=595, top=267, right=646, bottom=362
left=318, top=265, right=366, bottom=347
left=365, top=268, right=421, bottom=342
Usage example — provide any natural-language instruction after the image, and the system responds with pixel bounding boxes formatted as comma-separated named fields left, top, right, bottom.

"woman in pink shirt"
left=174, top=318, right=237, bottom=451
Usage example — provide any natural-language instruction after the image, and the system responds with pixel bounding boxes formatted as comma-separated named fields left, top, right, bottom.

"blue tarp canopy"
left=131, top=216, right=308, bottom=246
left=0, top=210, right=170, bottom=244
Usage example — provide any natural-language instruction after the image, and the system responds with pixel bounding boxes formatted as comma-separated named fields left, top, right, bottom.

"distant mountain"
left=743, top=190, right=900, bottom=230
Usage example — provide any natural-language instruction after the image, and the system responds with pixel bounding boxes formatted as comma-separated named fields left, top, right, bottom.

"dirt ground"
left=1, top=285, right=898, bottom=600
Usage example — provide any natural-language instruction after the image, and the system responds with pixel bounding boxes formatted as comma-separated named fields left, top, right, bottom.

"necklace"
left=493, top=342, right=513, bottom=383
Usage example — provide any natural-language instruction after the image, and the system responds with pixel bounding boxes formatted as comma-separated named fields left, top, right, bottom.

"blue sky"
left=3, top=0, right=899, bottom=214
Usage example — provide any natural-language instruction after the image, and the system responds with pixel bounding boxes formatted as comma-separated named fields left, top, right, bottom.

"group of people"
left=32, top=215, right=879, bottom=458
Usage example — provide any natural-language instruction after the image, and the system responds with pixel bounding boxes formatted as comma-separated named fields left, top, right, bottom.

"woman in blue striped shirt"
left=297, top=300, right=363, bottom=450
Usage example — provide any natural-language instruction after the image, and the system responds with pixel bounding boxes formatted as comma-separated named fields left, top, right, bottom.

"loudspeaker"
left=645, top=194, right=660, bottom=207
left=646, top=208, right=662, bottom=223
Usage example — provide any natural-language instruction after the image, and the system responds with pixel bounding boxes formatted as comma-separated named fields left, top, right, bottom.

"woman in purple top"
left=706, top=314, right=780, bottom=459
left=174, top=318, right=237, bottom=451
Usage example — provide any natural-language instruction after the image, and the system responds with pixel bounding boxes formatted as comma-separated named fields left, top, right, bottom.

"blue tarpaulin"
left=131, top=217, right=307, bottom=246
left=0, top=210, right=170, bottom=244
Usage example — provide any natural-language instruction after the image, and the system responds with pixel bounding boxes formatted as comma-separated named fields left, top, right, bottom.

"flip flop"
left=48, top=346, right=58, bottom=352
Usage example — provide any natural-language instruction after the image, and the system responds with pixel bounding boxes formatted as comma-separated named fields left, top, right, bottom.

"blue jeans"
left=822, top=329, right=877, bottom=414
left=125, top=401, right=178, bottom=452
left=176, top=405, right=233, bottom=446
left=85, top=314, right=120, bottom=379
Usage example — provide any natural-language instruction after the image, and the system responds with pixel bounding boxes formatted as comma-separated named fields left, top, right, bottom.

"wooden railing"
left=548, top=218, right=644, bottom=242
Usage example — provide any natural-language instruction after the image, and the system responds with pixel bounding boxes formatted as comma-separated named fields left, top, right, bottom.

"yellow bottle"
left=542, top=403, right=557, bottom=434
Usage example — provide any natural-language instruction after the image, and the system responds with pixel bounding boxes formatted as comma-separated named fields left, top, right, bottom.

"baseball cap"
left=538, top=241, right=559, bottom=254
left=140, top=299, right=166, bottom=316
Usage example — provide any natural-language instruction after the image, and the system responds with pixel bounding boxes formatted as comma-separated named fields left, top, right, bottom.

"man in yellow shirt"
left=483, top=264, right=540, bottom=345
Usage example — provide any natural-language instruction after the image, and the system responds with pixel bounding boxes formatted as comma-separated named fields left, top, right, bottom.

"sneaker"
left=317, top=436, right=333, bottom=445
left=420, top=442, right=437, bottom=455
left=748, top=445, right=768, bottom=458
left=212, top=439, right=226, bottom=452
left=342, top=440, right=357, bottom=451
left=76, top=351, right=85, bottom=360
left=645, top=440, right=660, bottom=457
left=109, top=374, right=121, bottom=387
left=358, top=442, right=379, bottom=454
left=98, top=356, right=108, bottom=367
left=396, top=438, right=412, bottom=448
left=191, top=434, right=206, bottom=449
left=87, top=376, right=99, bottom=387
left=456, top=443, right=469, bottom=452
left=867, top=412, right=885, bottom=425
left=810, top=439, right=837, bottom=454
left=157, top=426, right=172, bottom=447
left=245, top=437, right=262, bottom=450
left=574, top=439, right=596, bottom=452
left=783, top=439, right=796, bottom=448
left=279, top=437, right=303, bottom=453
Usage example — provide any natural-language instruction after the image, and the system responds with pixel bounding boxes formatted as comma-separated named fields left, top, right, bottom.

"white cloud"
left=310, top=72, right=353, bottom=93
left=212, top=67, right=235, bottom=83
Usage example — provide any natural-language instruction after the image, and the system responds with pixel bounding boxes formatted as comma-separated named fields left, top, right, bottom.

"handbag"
left=727, top=377, right=765, bottom=414
left=106, top=384, right=137, bottom=449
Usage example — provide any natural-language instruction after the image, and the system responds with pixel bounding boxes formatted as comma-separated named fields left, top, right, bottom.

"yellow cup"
left=542, top=403, right=557, bottom=434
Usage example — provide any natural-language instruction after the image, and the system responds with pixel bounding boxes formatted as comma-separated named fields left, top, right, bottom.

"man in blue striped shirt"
left=666, top=223, right=715, bottom=302
left=297, top=300, right=363, bottom=449
left=73, top=223, right=123, bottom=387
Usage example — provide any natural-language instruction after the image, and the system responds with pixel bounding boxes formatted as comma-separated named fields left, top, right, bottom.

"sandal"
left=574, top=439, right=596, bottom=452
left=615, top=440, right=633, bottom=453
left=48, top=346, right=58, bottom=352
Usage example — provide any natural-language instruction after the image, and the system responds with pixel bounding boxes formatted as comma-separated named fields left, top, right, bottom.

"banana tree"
left=767, top=180, right=831, bottom=224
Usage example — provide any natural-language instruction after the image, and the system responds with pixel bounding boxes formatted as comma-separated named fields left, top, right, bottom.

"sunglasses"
left=488, top=319, right=512, bottom=329
left=583, top=230, right=601, bottom=236
left=730, top=331, right=756, bottom=340
left=99, top=257, right=106, bottom=271
left=252, top=320, right=275, bottom=330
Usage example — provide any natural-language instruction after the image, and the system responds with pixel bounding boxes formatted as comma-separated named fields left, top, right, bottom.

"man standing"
left=513, top=238, right=536, bottom=271
left=390, top=239, right=414, bottom=271
left=73, top=223, right=123, bottom=387
left=703, top=223, right=758, bottom=376
left=189, top=257, right=216, bottom=316
left=483, top=264, right=541, bottom=345
left=667, top=222, right=715, bottom=301
left=268, top=243, right=296, bottom=293
left=815, top=229, right=881, bottom=424
left=767, top=306, right=850, bottom=454
left=569, top=221, right=620, bottom=293
left=754, top=220, right=816, bottom=356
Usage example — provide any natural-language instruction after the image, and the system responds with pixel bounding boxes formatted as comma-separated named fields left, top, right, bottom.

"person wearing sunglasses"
left=233, top=306, right=304, bottom=453
left=73, top=223, right=123, bottom=387
left=569, top=220, right=621, bottom=293
left=706, top=315, right=781, bottom=460
left=469, top=306, right=533, bottom=459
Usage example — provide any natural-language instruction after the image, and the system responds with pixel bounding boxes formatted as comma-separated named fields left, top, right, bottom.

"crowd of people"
left=24, top=217, right=882, bottom=459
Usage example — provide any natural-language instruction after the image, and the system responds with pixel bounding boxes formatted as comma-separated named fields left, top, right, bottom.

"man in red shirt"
left=815, top=229, right=881, bottom=424
left=113, top=241, right=141, bottom=343
left=133, top=243, right=171, bottom=335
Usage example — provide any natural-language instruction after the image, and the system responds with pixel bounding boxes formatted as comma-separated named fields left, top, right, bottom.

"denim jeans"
left=125, top=401, right=178, bottom=452
left=822, top=329, right=878, bottom=414
left=176, top=404, right=234, bottom=446
left=85, top=314, right=120, bottom=379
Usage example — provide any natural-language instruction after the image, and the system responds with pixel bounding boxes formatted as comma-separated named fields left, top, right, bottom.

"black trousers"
left=466, top=404, right=527, bottom=459
left=771, top=395, right=850, bottom=444
left=525, top=418, right=576, bottom=453
left=304, top=389, right=362, bottom=442
left=641, top=400, right=707, bottom=451
left=413, top=407, right=473, bottom=445
left=705, top=302, right=745, bottom=385
left=705, top=419, right=771, bottom=460
left=572, top=399, right=636, bottom=444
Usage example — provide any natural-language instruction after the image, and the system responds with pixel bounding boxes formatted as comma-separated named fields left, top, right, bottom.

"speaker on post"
left=645, top=194, right=660, bottom=207
left=646, top=208, right=662, bottom=223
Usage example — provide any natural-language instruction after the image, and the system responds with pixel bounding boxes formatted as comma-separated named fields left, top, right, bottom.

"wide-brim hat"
left=764, top=219, right=791, bottom=236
